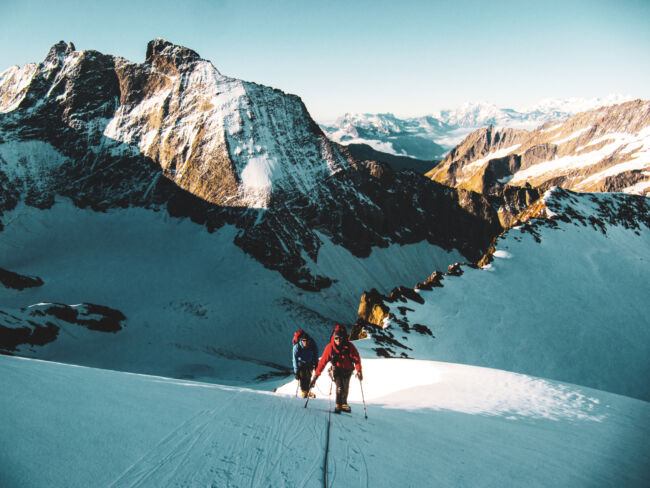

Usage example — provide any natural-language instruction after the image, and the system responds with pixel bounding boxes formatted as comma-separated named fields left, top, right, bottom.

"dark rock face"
left=0, top=268, right=44, bottom=290
left=0, top=302, right=126, bottom=353
left=28, top=303, right=126, bottom=333
left=446, top=263, right=463, bottom=276
left=521, top=188, right=650, bottom=237
left=415, top=271, right=444, bottom=290
left=145, top=38, right=203, bottom=75
left=428, top=126, right=529, bottom=188
left=0, top=317, right=59, bottom=353
left=343, top=143, right=439, bottom=174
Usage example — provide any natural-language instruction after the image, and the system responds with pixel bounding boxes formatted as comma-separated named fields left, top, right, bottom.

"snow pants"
left=298, top=363, right=314, bottom=393
left=333, top=368, right=353, bottom=406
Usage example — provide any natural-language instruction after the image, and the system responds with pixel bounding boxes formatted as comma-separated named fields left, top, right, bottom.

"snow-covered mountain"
left=356, top=188, right=650, bottom=401
left=2, top=40, right=649, bottom=487
left=1, top=40, right=537, bottom=380
left=429, top=100, right=650, bottom=195
left=320, top=94, right=635, bottom=161
left=0, top=39, right=519, bottom=290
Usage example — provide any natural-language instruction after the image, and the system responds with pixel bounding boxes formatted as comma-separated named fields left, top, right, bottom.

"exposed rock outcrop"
left=428, top=100, right=650, bottom=196
left=0, top=302, right=126, bottom=353
left=356, top=188, right=650, bottom=358
left=0, top=268, right=44, bottom=290
left=354, top=262, right=472, bottom=357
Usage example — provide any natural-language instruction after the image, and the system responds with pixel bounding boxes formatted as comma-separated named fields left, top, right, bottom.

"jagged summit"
left=46, top=41, right=76, bottom=60
left=145, top=38, right=206, bottom=74
left=0, top=39, right=340, bottom=209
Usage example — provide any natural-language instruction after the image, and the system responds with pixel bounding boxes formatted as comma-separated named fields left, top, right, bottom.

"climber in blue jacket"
left=293, top=332, right=318, bottom=398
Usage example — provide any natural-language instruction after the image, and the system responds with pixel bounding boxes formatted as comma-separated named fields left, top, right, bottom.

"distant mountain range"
left=429, top=100, right=650, bottom=195
left=320, top=94, right=635, bottom=160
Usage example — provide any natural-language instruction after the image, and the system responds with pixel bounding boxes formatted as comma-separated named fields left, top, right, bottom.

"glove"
left=294, top=373, right=300, bottom=381
left=357, top=370, right=363, bottom=381
left=309, top=376, right=318, bottom=389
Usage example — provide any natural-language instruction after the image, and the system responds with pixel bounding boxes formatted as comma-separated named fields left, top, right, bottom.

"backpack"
left=292, top=329, right=305, bottom=345
left=330, top=340, right=351, bottom=370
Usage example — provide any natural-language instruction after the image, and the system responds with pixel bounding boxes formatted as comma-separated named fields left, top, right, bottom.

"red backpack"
left=330, top=324, right=347, bottom=340
left=292, top=329, right=305, bottom=345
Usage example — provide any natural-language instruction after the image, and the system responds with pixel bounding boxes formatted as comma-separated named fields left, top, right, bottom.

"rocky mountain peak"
left=442, top=125, right=529, bottom=165
left=46, top=41, right=77, bottom=62
left=145, top=38, right=204, bottom=75
left=0, top=40, right=537, bottom=291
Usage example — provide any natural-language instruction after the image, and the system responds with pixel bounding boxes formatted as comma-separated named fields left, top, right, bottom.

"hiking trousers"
left=333, top=368, right=353, bottom=405
left=298, top=363, right=314, bottom=393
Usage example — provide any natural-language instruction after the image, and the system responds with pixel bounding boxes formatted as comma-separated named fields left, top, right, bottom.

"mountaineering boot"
left=308, top=391, right=316, bottom=398
left=334, top=404, right=342, bottom=414
left=341, top=404, right=351, bottom=413
left=301, top=391, right=307, bottom=398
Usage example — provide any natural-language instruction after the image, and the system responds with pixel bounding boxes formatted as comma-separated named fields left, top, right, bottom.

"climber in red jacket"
left=310, top=327, right=362, bottom=414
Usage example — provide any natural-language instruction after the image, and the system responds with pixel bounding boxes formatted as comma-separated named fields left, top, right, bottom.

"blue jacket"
left=292, top=339, right=319, bottom=374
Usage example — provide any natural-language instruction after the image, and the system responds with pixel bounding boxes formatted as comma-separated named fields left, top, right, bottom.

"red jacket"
left=315, top=336, right=361, bottom=377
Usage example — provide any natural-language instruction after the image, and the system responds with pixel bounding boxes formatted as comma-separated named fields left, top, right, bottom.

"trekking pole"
left=304, top=388, right=312, bottom=408
left=359, top=377, right=368, bottom=420
left=295, top=381, right=299, bottom=398
left=304, top=377, right=315, bottom=408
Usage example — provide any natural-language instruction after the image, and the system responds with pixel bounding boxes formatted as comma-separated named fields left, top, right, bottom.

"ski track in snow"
left=329, top=414, right=370, bottom=488
left=2, top=355, right=650, bottom=487
left=110, top=392, right=326, bottom=488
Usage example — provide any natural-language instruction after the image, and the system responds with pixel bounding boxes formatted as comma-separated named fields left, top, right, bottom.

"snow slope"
left=0, top=199, right=461, bottom=382
left=1, top=354, right=648, bottom=487
left=358, top=189, right=650, bottom=401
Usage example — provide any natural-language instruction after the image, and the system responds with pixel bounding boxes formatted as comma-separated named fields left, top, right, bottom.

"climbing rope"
left=323, top=378, right=333, bottom=488
left=304, top=370, right=334, bottom=487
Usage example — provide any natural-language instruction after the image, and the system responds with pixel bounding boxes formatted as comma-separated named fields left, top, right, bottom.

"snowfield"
left=1, top=354, right=648, bottom=487
left=0, top=198, right=461, bottom=383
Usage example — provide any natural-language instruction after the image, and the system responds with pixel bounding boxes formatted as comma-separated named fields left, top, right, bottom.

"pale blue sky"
left=1, top=0, right=648, bottom=121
